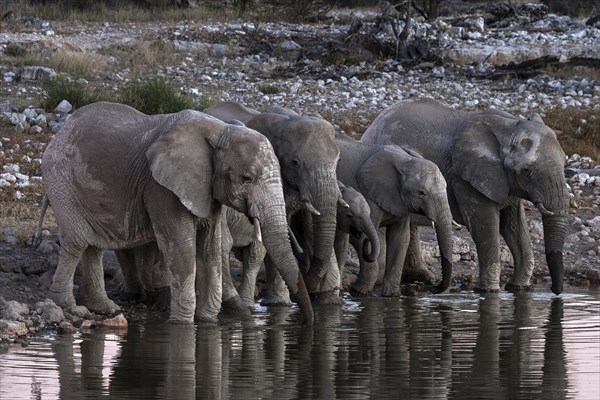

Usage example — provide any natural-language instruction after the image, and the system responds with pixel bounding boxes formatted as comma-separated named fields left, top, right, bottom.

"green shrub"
left=258, top=84, right=280, bottom=95
left=40, top=77, right=114, bottom=111
left=4, top=44, right=28, bottom=58
left=119, top=78, right=196, bottom=114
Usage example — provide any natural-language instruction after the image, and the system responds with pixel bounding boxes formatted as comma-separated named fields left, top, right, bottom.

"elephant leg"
left=195, top=221, right=223, bottom=323
left=238, top=240, right=267, bottom=308
left=312, top=251, right=342, bottom=305
left=401, top=225, right=435, bottom=285
left=115, top=249, right=146, bottom=303
left=261, top=256, right=292, bottom=306
left=381, top=216, right=411, bottom=297
left=500, top=201, right=535, bottom=291
left=49, top=240, right=86, bottom=309
left=465, top=209, right=502, bottom=292
left=220, top=220, right=250, bottom=318
left=79, top=246, right=120, bottom=315
left=348, top=234, right=378, bottom=297
left=221, top=257, right=251, bottom=317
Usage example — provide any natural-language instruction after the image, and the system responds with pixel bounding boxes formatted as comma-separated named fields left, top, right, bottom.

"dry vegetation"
left=545, top=107, right=600, bottom=162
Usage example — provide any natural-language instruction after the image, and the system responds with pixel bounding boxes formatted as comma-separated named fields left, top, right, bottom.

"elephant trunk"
left=361, top=215, right=380, bottom=263
left=256, top=190, right=314, bottom=326
left=542, top=214, right=567, bottom=295
left=428, top=196, right=454, bottom=294
left=305, top=178, right=340, bottom=292
left=537, top=174, right=569, bottom=295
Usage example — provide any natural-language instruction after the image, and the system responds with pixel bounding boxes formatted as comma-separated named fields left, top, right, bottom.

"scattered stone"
left=18, top=66, right=57, bottom=81
left=54, top=100, right=73, bottom=114
left=35, top=299, right=65, bottom=324
left=57, top=321, right=77, bottom=334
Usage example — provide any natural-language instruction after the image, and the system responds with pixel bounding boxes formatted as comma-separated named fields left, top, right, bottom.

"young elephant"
left=334, top=133, right=454, bottom=296
left=362, top=98, right=569, bottom=294
left=254, top=180, right=382, bottom=301
left=41, top=102, right=313, bottom=325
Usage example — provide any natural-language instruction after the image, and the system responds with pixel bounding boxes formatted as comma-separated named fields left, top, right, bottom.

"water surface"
left=1, top=288, right=598, bottom=399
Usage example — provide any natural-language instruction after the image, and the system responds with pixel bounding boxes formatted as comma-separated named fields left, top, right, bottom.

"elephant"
left=205, top=101, right=344, bottom=299
left=255, top=180, right=381, bottom=302
left=41, top=101, right=313, bottom=325
left=334, top=133, right=454, bottom=296
left=361, top=98, right=569, bottom=294
left=114, top=206, right=269, bottom=311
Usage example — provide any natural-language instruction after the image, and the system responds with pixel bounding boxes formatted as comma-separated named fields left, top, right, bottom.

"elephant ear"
left=246, top=113, right=289, bottom=145
left=356, top=148, right=407, bottom=216
left=528, top=113, right=544, bottom=124
left=146, top=118, right=224, bottom=218
left=450, top=121, right=509, bottom=204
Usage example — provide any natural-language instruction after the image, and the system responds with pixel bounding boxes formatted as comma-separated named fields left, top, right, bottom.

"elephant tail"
left=30, top=196, right=50, bottom=249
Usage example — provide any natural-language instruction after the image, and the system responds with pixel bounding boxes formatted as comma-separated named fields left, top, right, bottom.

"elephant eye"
left=290, top=158, right=301, bottom=168
left=241, top=173, right=255, bottom=184
left=418, top=190, right=427, bottom=197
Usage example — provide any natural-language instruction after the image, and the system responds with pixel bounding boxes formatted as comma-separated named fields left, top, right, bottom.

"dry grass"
left=2, top=1, right=233, bottom=24
left=321, top=109, right=379, bottom=139
left=46, top=50, right=111, bottom=78
left=544, top=107, right=600, bottom=162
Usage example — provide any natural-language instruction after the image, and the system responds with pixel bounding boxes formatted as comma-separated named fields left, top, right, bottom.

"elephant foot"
left=473, top=285, right=501, bottom=293
left=260, top=296, right=292, bottom=307
left=381, top=282, right=402, bottom=297
left=81, top=297, right=121, bottom=315
left=504, top=282, right=534, bottom=292
left=148, top=286, right=171, bottom=311
left=48, top=287, right=76, bottom=309
left=241, top=297, right=256, bottom=309
left=304, top=271, right=322, bottom=295
left=222, top=296, right=252, bottom=318
left=349, top=284, right=372, bottom=298
left=311, top=290, right=342, bottom=305
left=401, top=267, right=435, bottom=285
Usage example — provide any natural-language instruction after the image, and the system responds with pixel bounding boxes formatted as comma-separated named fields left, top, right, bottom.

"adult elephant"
left=335, top=133, right=454, bottom=296
left=361, top=98, right=568, bottom=294
left=205, top=102, right=343, bottom=299
left=41, top=101, right=313, bottom=325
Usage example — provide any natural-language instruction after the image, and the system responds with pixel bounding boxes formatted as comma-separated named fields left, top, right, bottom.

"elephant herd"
left=37, top=97, right=569, bottom=326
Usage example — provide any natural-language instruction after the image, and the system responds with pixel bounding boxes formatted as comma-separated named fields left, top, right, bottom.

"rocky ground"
left=1, top=3, right=599, bottom=345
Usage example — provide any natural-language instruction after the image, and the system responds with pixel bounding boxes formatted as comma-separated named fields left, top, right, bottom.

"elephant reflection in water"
left=52, top=330, right=119, bottom=399
left=452, top=293, right=568, bottom=399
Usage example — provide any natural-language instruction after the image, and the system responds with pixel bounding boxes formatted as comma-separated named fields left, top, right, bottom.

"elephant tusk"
left=536, top=202, right=555, bottom=217
left=253, top=217, right=263, bottom=243
left=338, top=197, right=350, bottom=208
left=303, top=201, right=321, bottom=216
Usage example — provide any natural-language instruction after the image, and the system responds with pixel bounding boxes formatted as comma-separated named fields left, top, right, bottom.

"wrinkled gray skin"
left=205, top=102, right=343, bottom=299
left=335, top=133, right=454, bottom=296
left=264, top=180, right=382, bottom=301
left=115, top=206, right=268, bottom=313
left=335, top=181, right=381, bottom=267
left=362, top=98, right=569, bottom=294
left=41, top=102, right=313, bottom=325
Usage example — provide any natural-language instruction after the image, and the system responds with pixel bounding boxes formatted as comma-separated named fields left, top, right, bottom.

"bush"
left=119, top=78, right=196, bottom=114
left=4, top=44, right=28, bottom=58
left=40, top=77, right=114, bottom=111
left=544, top=108, right=600, bottom=162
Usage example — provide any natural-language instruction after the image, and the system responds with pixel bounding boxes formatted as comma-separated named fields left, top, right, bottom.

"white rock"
left=2, top=164, right=19, bottom=173
left=54, top=100, right=73, bottom=114
left=0, top=173, right=16, bottom=183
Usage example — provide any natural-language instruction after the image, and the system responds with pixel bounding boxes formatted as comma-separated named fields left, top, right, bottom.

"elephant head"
left=337, top=181, right=380, bottom=263
left=146, top=116, right=314, bottom=323
left=205, top=102, right=343, bottom=293
left=356, top=146, right=454, bottom=293
left=451, top=113, right=569, bottom=294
